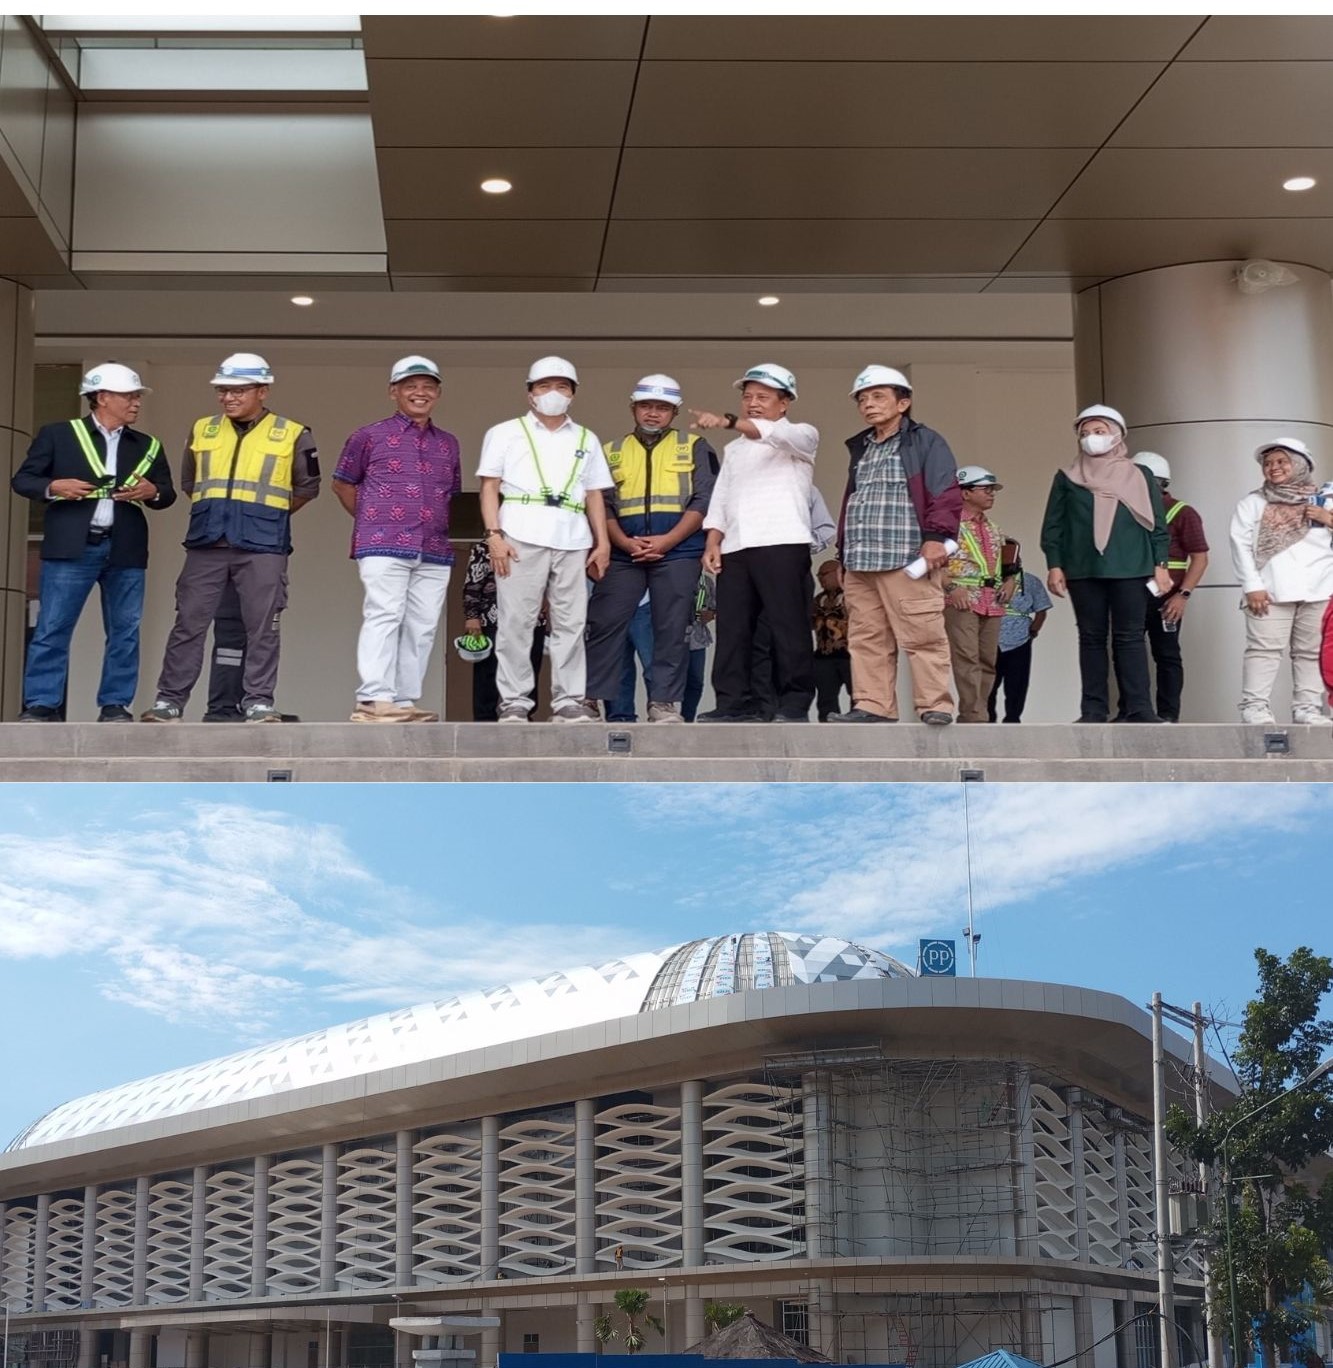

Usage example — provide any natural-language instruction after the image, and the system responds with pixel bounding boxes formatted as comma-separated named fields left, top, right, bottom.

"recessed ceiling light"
left=757, top=295, right=780, bottom=306
left=290, top=295, right=315, bottom=306
left=1283, top=176, right=1316, bottom=192
left=481, top=178, right=513, bottom=194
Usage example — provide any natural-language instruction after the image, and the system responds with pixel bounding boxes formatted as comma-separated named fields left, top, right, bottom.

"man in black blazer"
left=11, top=363, right=176, bottom=721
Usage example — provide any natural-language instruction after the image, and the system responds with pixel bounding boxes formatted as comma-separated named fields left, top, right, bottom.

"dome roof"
left=8, top=933, right=912, bottom=1152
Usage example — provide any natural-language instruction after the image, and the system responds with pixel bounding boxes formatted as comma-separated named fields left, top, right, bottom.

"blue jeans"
left=24, top=541, right=146, bottom=709
left=608, top=599, right=654, bottom=721
left=683, top=647, right=707, bottom=721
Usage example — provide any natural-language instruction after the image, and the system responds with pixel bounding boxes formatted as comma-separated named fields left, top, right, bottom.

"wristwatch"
left=485, top=528, right=503, bottom=537
left=724, top=413, right=737, bottom=429
left=1179, top=590, right=1192, bottom=598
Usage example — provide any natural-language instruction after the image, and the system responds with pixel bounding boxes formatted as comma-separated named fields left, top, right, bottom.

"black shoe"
left=17, top=704, right=60, bottom=722
left=696, top=708, right=765, bottom=723
left=97, top=705, right=134, bottom=723
left=920, top=710, right=953, bottom=725
left=1122, top=712, right=1165, bottom=723
left=1075, top=715, right=1109, bottom=723
left=202, top=709, right=245, bottom=723
left=829, top=708, right=896, bottom=724
left=773, top=712, right=810, bottom=723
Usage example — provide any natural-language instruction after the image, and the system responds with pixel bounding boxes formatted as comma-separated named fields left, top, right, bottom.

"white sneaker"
left=497, top=703, right=530, bottom=724
left=551, top=703, right=597, bottom=723
left=1239, top=705, right=1278, bottom=725
left=1291, top=708, right=1332, bottom=725
left=647, top=701, right=684, bottom=724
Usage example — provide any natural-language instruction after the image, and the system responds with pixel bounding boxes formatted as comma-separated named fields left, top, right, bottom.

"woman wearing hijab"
left=1229, top=438, right=1333, bottom=725
left=1040, top=405, right=1171, bottom=722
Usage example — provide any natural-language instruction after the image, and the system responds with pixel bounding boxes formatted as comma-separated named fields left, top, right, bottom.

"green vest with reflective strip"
left=605, top=430, right=696, bottom=519
left=1165, top=500, right=1190, bottom=570
left=952, top=518, right=1002, bottom=587
left=507, top=417, right=590, bottom=514
left=68, top=419, right=161, bottom=497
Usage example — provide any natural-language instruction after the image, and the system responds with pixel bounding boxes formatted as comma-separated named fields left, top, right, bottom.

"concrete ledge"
left=0, top=721, right=1329, bottom=781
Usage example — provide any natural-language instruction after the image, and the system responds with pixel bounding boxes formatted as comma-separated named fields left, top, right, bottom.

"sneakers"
left=17, top=704, right=60, bottom=722
left=141, top=701, right=182, bottom=723
left=829, top=708, right=896, bottom=724
left=350, top=700, right=413, bottom=723
left=551, top=702, right=598, bottom=723
left=1239, top=705, right=1278, bottom=726
left=244, top=703, right=283, bottom=723
left=647, top=701, right=684, bottom=724
left=97, top=705, right=134, bottom=723
left=1292, top=707, right=1332, bottom=726
left=920, top=710, right=954, bottom=726
left=497, top=703, right=531, bottom=724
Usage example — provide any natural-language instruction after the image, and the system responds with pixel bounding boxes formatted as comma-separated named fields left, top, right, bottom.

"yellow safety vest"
left=1165, top=500, right=1189, bottom=571
left=190, top=412, right=302, bottom=510
left=605, top=430, right=697, bottom=519
left=951, top=518, right=1002, bottom=588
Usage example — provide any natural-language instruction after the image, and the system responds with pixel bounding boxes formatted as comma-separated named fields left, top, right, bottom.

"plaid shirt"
left=842, top=433, right=920, bottom=572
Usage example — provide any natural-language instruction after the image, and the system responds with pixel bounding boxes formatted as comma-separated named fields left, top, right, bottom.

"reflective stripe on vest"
left=605, top=430, right=695, bottom=518
left=952, top=518, right=1002, bottom=587
left=191, top=413, right=300, bottom=509
left=68, top=420, right=161, bottom=497
left=510, top=418, right=589, bottom=514
left=1165, top=500, right=1189, bottom=570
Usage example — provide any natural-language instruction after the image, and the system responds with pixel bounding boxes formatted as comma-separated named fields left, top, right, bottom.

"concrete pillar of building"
left=1021, top=1297, right=1045, bottom=1363
left=481, top=1315, right=502, bottom=1368
left=1008, top=1065, right=1038, bottom=1258
left=190, top=1166, right=207, bottom=1301
left=1067, top=1088, right=1091, bottom=1264
left=132, top=1176, right=150, bottom=1305
left=680, top=1081, right=704, bottom=1268
left=185, top=1331, right=209, bottom=1368
left=128, top=1329, right=153, bottom=1368
left=316, top=1327, right=334, bottom=1368
left=0, top=276, right=34, bottom=720
left=78, top=1328, right=97, bottom=1368
left=575, top=1098, right=596, bottom=1274
left=321, top=1142, right=339, bottom=1292
left=576, top=1295, right=596, bottom=1354
left=396, top=1129, right=415, bottom=1288
left=1113, top=1297, right=1137, bottom=1368
left=1111, top=1130, right=1131, bottom=1266
left=801, top=1071, right=834, bottom=1260
left=33, top=1192, right=50, bottom=1311
left=1074, top=260, right=1333, bottom=721
left=247, top=1332, right=272, bottom=1368
left=252, top=1154, right=269, bottom=1297
left=1074, top=1295, right=1095, bottom=1368
left=394, top=1323, right=413, bottom=1368
left=82, top=1185, right=98, bottom=1307
left=684, top=1293, right=704, bottom=1351
left=481, top=1115, right=499, bottom=1279
left=807, top=1279, right=835, bottom=1361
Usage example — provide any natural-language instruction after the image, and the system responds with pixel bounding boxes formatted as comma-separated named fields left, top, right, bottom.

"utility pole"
left=1152, top=993, right=1179, bottom=1368
left=1192, top=1002, right=1225, bottom=1368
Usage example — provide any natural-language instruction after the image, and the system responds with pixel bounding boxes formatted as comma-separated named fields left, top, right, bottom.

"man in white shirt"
left=477, top=356, right=612, bottom=722
left=693, top=363, right=818, bottom=723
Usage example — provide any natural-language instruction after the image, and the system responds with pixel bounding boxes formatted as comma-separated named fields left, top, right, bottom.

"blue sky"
left=0, top=781, right=1328, bottom=1150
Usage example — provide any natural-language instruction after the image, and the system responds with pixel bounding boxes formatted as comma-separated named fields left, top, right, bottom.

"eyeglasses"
left=215, top=385, right=259, bottom=397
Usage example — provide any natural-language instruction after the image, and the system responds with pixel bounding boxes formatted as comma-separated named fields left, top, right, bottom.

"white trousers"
left=495, top=538, right=588, bottom=712
left=1240, top=596, right=1329, bottom=715
left=356, top=555, right=452, bottom=704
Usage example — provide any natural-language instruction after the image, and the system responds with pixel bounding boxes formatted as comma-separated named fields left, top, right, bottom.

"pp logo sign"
left=919, top=938, right=957, bottom=976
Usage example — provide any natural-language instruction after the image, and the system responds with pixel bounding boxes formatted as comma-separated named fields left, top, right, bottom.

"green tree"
left=593, top=1288, right=665, bottom=1355
left=1166, top=947, right=1333, bottom=1368
left=703, top=1302, right=748, bottom=1333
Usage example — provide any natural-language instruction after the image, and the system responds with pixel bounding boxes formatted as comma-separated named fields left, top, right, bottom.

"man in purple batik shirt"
left=333, top=355, right=462, bottom=722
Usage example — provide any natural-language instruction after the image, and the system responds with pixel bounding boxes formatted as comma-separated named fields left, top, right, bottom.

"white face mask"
left=638, top=423, right=665, bottom=435
left=531, top=390, right=571, bottom=418
left=1079, top=432, right=1119, bottom=457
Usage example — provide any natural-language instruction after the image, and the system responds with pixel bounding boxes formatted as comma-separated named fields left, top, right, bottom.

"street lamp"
left=1219, top=1058, right=1333, bottom=1368
left=657, top=1276, right=668, bottom=1354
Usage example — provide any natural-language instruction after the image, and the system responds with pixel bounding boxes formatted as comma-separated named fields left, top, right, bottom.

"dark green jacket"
left=1040, top=467, right=1169, bottom=579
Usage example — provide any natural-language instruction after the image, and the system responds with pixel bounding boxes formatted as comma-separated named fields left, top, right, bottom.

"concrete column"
left=680, top=1081, right=704, bottom=1268
left=251, top=1154, right=269, bottom=1297
left=190, top=1166, right=207, bottom=1302
left=128, top=1329, right=153, bottom=1368
left=185, top=1332, right=209, bottom=1368
left=321, top=1142, right=339, bottom=1292
left=394, top=1324, right=413, bottom=1368
left=132, top=1177, right=150, bottom=1305
left=576, top=1294, right=596, bottom=1353
left=802, top=1071, right=834, bottom=1259
left=807, top=1279, right=835, bottom=1361
left=247, top=1332, right=272, bottom=1368
left=1114, top=1297, right=1138, bottom=1368
left=1067, top=1088, right=1091, bottom=1264
left=396, top=1129, right=415, bottom=1288
left=0, top=277, right=34, bottom=719
left=481, top=1316, right=502, bottom=1368
left=684, top=1293, right=704, bottom=1350
left=1074, top=1295, right=1095, bottom=1368
left=317, top=1327, right=334, bottom=1368
left=1074, top=260, right=1333, bottom=721
left=1112, top=1129, right=1131, bottom=1265
left=82, top=1185, right=98, bottom=1307
left=1020, top=1297, right=1045, bottom=1363
left=575, top=1098, right=596, bottom=1274
left=1010, top=1065, right=1038, bottom=1258
left=481, top=1115, right=499, bottom=1278
left=78, top=1328, right=97, bottom=1368
left=33, top=1192, right=50, bottom=1311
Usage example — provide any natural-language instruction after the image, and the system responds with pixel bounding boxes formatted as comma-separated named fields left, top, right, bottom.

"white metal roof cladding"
left=8, top=933, right=913, bottom=1152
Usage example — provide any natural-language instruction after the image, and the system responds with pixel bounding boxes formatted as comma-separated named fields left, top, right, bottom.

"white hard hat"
left=1134, top=452, right=1171, bottom=481
left=527, top=356, right=578, bottom=387
left=390, top=355, right=441, bottom=384
left=211, top=352, right=274, bottom=387
left=1255, top=437, right=1313, bottom=467
left=1074, top=404, right=1126, bottom=433
left=734, top=362, right=797, bottom=399
left=850, top=364, right=911, bottom=397
left=956, top=465, right=1003, bottom=489
left=630, top=373, right=683, bottom=406
left=79, top=363, right=150, bottom=396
